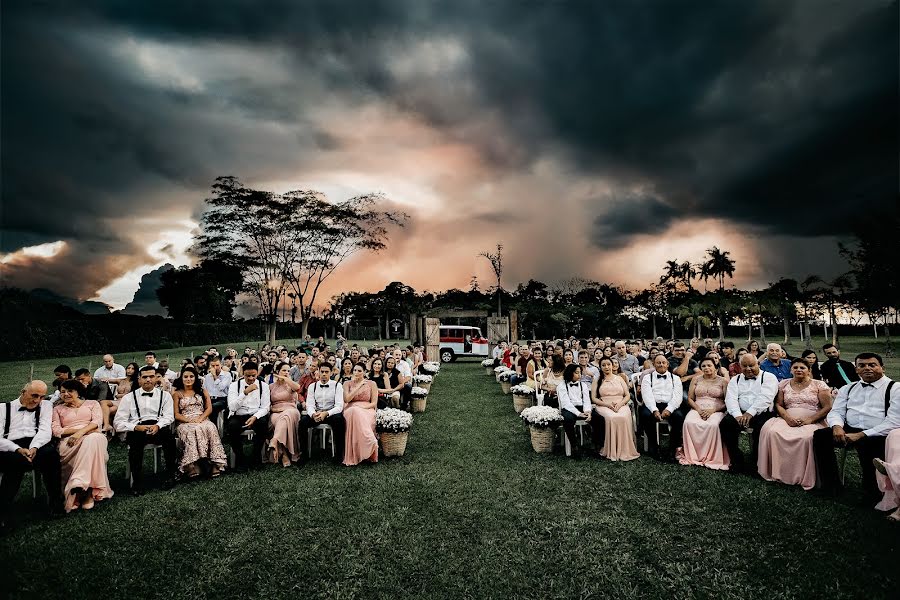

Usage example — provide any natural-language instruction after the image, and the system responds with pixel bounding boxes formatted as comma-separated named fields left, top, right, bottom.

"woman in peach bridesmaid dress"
left=52, top=380, right=113, bottom=512
left=874, top=429, right=900, bottom=522
left=343, top=363, right=378, bottom=466
left=590, top=357, right=639, bottom=461
left=757, top=358, right=832, bottom=490
left=677, top=357, right=729, bottom=470
left=267, top=362, right=303, bottom=467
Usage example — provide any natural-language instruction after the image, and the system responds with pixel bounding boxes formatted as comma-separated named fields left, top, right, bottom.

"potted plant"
left=412, top=373, right=433, bottom=392
left=520, top=405, right=563, bottom=453
left=510, top=384, right=535, bottom=413
left=376, top=408, right=413, bottom=456
left=481, top=358, right=495, bottom=375
left=420, top=362, right=440, bottom=377
left=410, top=386, right=430, bottom=412
left=498, top=370, right=515, bottom=394
left=494, top=365, right=510, bottom=383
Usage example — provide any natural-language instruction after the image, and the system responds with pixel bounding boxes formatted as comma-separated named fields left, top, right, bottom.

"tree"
left=766, top=279, right=800, bottom=345
left=156, top=260, right=243, bottom=322
left=700, top=246, right=737, bottom=340
left=479, top=244, right=504, bottom=316
left=802, top=274, right=853, bottom=346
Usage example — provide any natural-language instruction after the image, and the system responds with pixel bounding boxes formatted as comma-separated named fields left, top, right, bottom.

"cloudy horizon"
left=1, top=1, right=896, bottom=311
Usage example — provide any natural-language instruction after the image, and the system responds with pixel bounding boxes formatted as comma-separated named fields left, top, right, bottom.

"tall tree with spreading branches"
left=479, top=244, right=504, bottom=316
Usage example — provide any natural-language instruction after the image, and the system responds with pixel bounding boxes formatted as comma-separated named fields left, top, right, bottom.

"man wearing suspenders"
left=639, top=355, right=686, bottom=460
left=813, top=352, right=900, bottom=497
left=299, top=363, right=345, bottom=464
left=0, top=381, right=63, bottom=528
left=226, top=362, right=270, bottom=471
left=113, top=365, right=177, bottom=494
left=720, top=353, right=778, bottom=474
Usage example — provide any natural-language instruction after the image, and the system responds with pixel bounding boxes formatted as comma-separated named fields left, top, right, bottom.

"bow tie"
left=320, top=383, right=330, bottom=387
left=569, top=383, right=580, bottom=387
left=656, top=374, right=668, bottom=379
left=18, top=406, right=38, bottom=412
left=141, top=392, right=154, bottom=397
left=861, top=383, right=874, bottom=388
left=745, top=377, right=756, bottom=380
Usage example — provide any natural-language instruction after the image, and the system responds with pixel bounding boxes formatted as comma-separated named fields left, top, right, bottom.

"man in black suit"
left=820, top=344, right=859, bottom=390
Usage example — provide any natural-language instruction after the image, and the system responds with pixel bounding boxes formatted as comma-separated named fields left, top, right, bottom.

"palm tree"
left=659, top=259, right=682, bottom=338
left=701, top=247, right=737, bottom=340
left=679, top=261, right=697, bottom=292
left=802, top=274, right=853, bottom=346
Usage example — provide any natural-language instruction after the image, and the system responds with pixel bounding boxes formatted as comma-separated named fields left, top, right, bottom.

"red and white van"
left=439, top=325, right=489, bottom=362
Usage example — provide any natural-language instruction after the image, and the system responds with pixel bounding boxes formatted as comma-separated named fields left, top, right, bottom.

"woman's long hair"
left=174, top=365, right=203, bottom=395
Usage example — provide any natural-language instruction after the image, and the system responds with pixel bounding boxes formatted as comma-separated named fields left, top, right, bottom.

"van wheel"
left=440, top=349, right=455, bottom=363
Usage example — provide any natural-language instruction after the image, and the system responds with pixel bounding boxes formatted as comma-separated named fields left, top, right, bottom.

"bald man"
left=720, top=354, right=778, bottom=474
left=94, top=354, right=126, bottom=388
left=0, top=381, right=63, bottom=527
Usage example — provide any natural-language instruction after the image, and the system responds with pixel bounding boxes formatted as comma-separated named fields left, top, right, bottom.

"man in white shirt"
left=392, top=348, right=413, bottom=410
left=94, top=354, right=126, bottom=390
left=0, top=381, right=63, bottom=525
left=639, top=355, right=686, bottom=460
left=813, top=352, right=900, bottom=496
left=144, top=351, right=159, bottom=369
left=158, top=359, right=178, bottom=382
left=113, top=366, right=177, bottom=494
left=557, top=364, right=592, bottom=459
left=226, top=362, right=270, bottom=471
left=719, top=353, right=778, bottom=473
left=204, top=356, right=233, bottom=427
left=492, top=341, right=508, bottom=364
left=299, top=363, right=346, bottom=464
left=577, top=351, right=600, bottom=385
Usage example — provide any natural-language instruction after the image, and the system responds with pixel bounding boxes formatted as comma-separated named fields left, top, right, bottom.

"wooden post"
left=425, top=318, right=440, bottom=363
left=509, top=310, right=519, bottom=343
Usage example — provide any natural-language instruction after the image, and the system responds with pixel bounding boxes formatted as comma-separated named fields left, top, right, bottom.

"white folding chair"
left=563, top=419, right=589, bottom=456
left=534, top=371, right=546, bottom=406
left=124, top=444, right=161, bottom=485
left=228, top=429, right=257, bottom=468
left=0, top=472, right=38, bottom=499
left=307, top=423, right=335, bottom=459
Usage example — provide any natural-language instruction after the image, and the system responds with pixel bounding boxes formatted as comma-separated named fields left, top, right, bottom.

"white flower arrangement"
left=520, top=405, right=563, bottom=428
left=421, top=362, right=440, bottom=374
left=494, top=365, right=511, bottom=373
left=412, top=374, right=433, bottom=384
left=410, top=386, right=429, bottom=398
left=481, top=358, right=495, bottom=367
left=510, top=384, right=534, bottom=396
left=376, top=408, right=413, bottom=433
left=498, top=370, right=515, bottom=382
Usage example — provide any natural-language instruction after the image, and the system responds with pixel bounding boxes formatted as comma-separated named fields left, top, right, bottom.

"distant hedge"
left=1, top=316, right=312, bottom=361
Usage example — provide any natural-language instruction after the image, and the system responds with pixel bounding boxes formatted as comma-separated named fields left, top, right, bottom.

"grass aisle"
left=3, top=361, right=898, bottom=599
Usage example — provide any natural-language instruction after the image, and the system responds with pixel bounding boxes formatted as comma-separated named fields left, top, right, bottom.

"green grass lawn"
left=2, top=355, right=897, bottom=599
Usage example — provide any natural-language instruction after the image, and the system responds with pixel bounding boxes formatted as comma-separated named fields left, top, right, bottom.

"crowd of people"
left=0, top=338, right=428, bottom=531
left=494, top=335, right=900, bottom=521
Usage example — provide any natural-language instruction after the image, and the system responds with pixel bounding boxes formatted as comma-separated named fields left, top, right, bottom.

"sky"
left=1, top=0, right=897, bottom=311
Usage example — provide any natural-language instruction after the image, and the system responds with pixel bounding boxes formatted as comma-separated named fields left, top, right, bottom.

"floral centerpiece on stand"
left=510, top=384, right=535, bottom=414
left=412, top=373, right=433, bottom=392
left=421, top=362, right=440, bottom=376
left=481, top=358, right=495, bottom=375
left=520, top=405, right=563, bottom=453
left=497, top=369, right=515, bottom=394
left=410, top=386, right=430, bottom=413
left=376, top=408, right=413, bottom=456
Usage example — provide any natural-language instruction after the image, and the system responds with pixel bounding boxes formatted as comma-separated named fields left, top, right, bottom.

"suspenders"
left=131, top=389, right=164, bottom=422
left=3, top=402, right=41, bottom=439
left=845, top=380, right=895, bottom=416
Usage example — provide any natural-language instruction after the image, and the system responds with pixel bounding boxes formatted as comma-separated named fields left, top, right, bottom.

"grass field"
left=2, top=349, right=898, bottom=599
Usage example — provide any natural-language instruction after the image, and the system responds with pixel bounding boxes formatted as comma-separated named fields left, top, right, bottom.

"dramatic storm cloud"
left=1, top=0, right=896, bottom=308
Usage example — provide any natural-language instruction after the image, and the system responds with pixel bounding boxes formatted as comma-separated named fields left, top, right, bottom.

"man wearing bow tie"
left=226, top=362, right=270, bottom=471
left=639, top=355, right=686, bottom=460
left=299, top=363, right=345, bottom=464
left=813, top=352, right=900, bottom=496
left=0, top=381, right=63, bottom=527
left=113, top=365, right=177, bottom=494
left=720, top=354, right=778, bottom=473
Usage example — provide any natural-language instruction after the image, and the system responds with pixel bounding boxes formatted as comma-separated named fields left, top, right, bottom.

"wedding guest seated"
left=677, top=357, right=729, bottom=470
left=759, top=343, right=792, bottom=381
left=720, top=354, right=778, bottom=474
left=578, top=350, right=600, bottom=386
left=343, top=363, right=379, bottom=466
left=539, top=354, right=566, bottom=408
left=557, top=364, right=592, bottom=460
left=94, top=354, right=126, bottom=395
left=52, top=380, right=113, bottom=512
left=173, top=366, right=227, bottom=479
left=590, top=358, right=639, bottom=461
left=49, top=365, right=73, bottom=404
left=800, top=349, right=823, bottom=381
left=154, top=366, right=173, bottom=393
left=203, top=356, right=233, bottom=428
left=114, top=366, right=177, bottom=494
left=337, top=357, right=354, bottom=384
left=114, top=362, right=140, bottom=400
left=267, top=361, right=302, bottom=467
left=813, top=352, right=899, bottom=497
left=226, top=362, right=270, bottom=472
left=757, top=358, right=831, bottom=490
left=728, top=348, right=748, bottom=377
left=392, top=349, right=413, bottom=409
left=614, top=341, right=640, bottom=377
left=300, top=363, right=346, bottom=464
left=820, top=343, right=859, bottom=390
left=669, top=342, right=700, bottom=394
left=639, top=355, right=686, bottom=461
left=747, top=340, right=763, bottom=359
left=874, top=428, right=900, bottom=521
left=703, top=352, right=730, bottom=380
left=511, top=346, right=532, bottom=386
left=74, top=369, right=113, bottom=402
left=525, top=347, right=547, bottom=389
left=0, top=381, right=63, bottom=527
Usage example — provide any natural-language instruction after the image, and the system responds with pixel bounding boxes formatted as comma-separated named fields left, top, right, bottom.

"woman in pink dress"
left=52, top=380, right=113, bottom=512
left=173, top=366, right=227, bottom=478
left=590, top=358, right=640, bottom=461
left=268, top=361, right=303, bottom=467
left=343, top=363, right=378, bottom=466
left=757, top=358, right=832, bottom=490
left=677, top=357, right=729, bottom=470
left=874, top=429, right=900, bottom=521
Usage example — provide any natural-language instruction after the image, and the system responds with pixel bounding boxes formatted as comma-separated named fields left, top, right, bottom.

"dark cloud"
left=121, top=263, right=173, bottom=316
left=1, top=0, right=896, bottom=299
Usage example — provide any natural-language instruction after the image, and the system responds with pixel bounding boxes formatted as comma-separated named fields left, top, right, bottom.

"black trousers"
left=561, top=409, right=589, bottom=453
left=226, top=414, right=270, bottom=467
left=638, top=404, right=688, bottom=456
left=590, top=408, right=606, bottom=449
left=126, top=427, right=177, bottom=487
left=0, top=438, right=62, bottom=516
left=300, top=413, right=346, bottom=461
left=719, top=411, right=774, bottom=470
left=812, top=426, right=886, bottom=494
left=209, top=398, right=228, bottom=428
